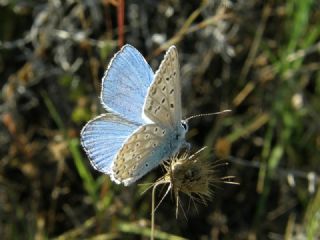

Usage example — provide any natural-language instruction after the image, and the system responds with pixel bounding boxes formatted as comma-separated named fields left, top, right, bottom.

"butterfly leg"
left=181, top=142, right=191, bottom=152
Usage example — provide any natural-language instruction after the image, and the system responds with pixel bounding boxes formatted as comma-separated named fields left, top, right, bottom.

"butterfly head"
left=178, top=120, right=188, bottom=139
left=181, top=120, right=188, bottom=132
left=175, top=120, right=188, bottom=148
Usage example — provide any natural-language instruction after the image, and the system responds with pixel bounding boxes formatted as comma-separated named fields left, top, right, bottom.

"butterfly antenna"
left=185, top=109, right=232, bottom=122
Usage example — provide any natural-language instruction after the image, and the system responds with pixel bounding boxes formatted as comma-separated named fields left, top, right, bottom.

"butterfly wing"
left=111, top=123, right=182, bottom=186
left=143, top=46, right=182, bottom=128
left=80, top=113, right=139, bottom=174
left=101, top=44, right=154, bottom=125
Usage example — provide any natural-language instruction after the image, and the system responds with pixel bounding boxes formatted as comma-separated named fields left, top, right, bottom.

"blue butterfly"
left=81, top=45, right=188, bottom=185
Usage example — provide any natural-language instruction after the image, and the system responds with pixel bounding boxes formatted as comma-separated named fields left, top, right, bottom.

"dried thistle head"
left=154, top=147, right=238, bottom=218
left=168, top=147, right=215, bottom=200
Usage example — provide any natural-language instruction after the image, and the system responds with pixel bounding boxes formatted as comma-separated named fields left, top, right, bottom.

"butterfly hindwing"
left=143, top=46, right=182, bottom=128
left=112, top=123, right=182, bottom=185
left=80, top=113, right=139, bottom=174
left=101, top=45, right=154, bottom=125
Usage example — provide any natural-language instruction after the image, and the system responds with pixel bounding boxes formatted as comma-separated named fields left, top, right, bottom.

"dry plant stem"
left=286, top=41, right=320, bottom=62
left=187, top=10, right=233, bottom=34
left=226, top=113, right=270, bottom=143
left=151, top=0, right=208, bottom=57
left=228, top=156, right=319, bottom=192
left=153, top=9, right=232, bottom=57
left=151, top=180, right=166, bottom=240
left=117, top=0, right=125, bottom=47
left=233, top=4, right=271, bottom=107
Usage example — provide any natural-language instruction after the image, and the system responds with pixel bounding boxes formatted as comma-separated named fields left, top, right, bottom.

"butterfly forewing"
left=143, top=46, right=182, bottom=128
left=101, top=45, right=154, bottom=125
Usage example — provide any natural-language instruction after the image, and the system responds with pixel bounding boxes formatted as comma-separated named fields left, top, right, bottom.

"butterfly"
left=80, top=44, right=189, bottom=186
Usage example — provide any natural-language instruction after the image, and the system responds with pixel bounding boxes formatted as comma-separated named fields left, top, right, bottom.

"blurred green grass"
left=0, top=0, right=319, bottom=239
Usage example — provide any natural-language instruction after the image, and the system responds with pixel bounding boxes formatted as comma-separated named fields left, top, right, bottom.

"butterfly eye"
left=181, top=121, right=188, bottom=130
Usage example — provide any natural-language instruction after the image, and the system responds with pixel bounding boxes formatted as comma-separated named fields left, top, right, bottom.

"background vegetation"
left=1, top=0, right=319, bottom=239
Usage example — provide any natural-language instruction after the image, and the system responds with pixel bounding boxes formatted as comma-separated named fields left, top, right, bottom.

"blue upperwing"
left=101, top=45, right=154, bottom=125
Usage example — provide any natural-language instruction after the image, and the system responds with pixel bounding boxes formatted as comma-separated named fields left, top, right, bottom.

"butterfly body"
left=81, top=44, right=187, bottom=185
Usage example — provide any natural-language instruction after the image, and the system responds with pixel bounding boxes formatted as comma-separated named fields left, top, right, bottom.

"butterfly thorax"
left=176, top=120, right=188, bottom=142
left=167, top=120, right=188, bottom=153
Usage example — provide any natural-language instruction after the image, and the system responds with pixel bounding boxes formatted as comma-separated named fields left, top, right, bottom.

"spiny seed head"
left=168, top=148, right=215, bottom=199
left=153, top=147, right=238, bottom=218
